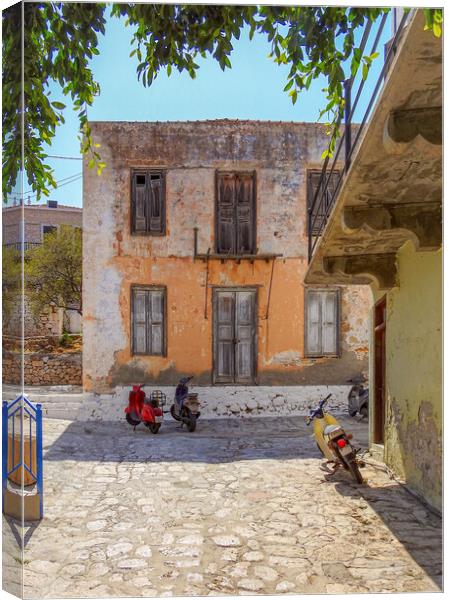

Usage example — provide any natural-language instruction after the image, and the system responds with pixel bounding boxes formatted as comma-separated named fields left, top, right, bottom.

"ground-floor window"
left=305, top=288, right=340, bottom=357
left=131, top=285, right=166, bottom=356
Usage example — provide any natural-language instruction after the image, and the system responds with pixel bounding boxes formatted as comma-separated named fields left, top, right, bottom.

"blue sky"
left=21, top=8, right=391, bottom=208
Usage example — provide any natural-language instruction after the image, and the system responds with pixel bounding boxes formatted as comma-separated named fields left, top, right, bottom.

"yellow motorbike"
left=306, top=394, right=364, bottom=484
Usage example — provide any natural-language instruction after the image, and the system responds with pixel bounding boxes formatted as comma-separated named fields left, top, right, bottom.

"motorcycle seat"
left=323, top=424, right=344, bottom=437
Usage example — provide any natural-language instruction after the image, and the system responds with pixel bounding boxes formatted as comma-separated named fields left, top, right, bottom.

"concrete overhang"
left=305, top=11, right=442, bottom=290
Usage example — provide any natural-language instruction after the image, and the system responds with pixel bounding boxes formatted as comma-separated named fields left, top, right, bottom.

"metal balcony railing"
left=3, top=242, right=42, bottom=251
left=307, top=9, right=412, bottom=262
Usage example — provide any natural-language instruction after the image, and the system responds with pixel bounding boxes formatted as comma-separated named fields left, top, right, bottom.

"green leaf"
left=433, top=22, right=442, bottom=38
left=51, top=101, right=66, bottom=109
left=362, top=62, right=368, bottom=80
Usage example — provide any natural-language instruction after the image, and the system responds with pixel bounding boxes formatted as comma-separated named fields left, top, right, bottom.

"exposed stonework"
left=3, top=351, right=82, bottom=386
left=4, top=297, right=63, bottom=339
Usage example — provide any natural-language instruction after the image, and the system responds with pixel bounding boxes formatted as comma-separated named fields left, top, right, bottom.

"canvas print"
left=1, top=2, right=442, bottom=598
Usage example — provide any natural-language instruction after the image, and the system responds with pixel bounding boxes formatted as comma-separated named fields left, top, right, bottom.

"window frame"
left=131, top=285, right=167, bottom=357
left=41, top=224, right=58, bottom=240
left=130, top=168, right=166, bottom=236
left=306, top=169, right=341, bottom=236
left=215, top=170, right=257, bottom=255
left=304, top=287, right=341, bottom=358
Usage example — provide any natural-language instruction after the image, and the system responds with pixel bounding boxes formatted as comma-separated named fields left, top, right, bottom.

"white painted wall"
left=41, top=385, right=351, bottom=421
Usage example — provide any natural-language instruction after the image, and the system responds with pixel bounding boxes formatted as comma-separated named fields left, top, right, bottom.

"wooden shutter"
left=217, top=174, right=236, bottom=253
left=308, top=170, right=340, bottom=235
left=132, top=287, right=166, bottom=355
left=149, top=289, right=164, bottom=355
left=235, top=291, right=255, bottom=383
left=322, top=290, right=338, bottom=355
left=132, top=170, right=165, bottom=234
left=236, top=174, right=255, bottom=253
left=132, top=289, right=148, bottom=353
left=133, top=173, right=147, bottom=233
left=149, top=173, right=164, bottom=233
left=305, top=290, right=322, bottom=356
left=216, top=172, right=256, bottom=254
left=305, top=289, right=339, bottom=357
left=215, top=291, right=235, bottom=382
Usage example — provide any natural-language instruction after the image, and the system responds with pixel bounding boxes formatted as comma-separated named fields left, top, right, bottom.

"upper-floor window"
left=307, top=170, right=340, bottom=235
left=305, top=288, right=340, bottom=357
left=131, top=170, right=165, bottom=235
left=216, top=171, right=256, bottom=254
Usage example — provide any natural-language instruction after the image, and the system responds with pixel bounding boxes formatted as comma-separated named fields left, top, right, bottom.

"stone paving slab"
left=2, top=416, right=442, bottom=597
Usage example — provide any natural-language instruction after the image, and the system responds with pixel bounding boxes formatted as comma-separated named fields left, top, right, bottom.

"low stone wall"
left=76, top=385, right=353, bottom=421
left=4, top=297, right=62, bottom=338
left=2, top=351, right=82, bottom=386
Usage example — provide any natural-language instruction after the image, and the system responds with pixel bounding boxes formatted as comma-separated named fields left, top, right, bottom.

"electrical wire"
left=8, top=172, right=82, bottom=197
left=46, top=155, right=83, bottom=160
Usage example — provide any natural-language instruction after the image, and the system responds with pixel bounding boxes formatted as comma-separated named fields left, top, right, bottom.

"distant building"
left=2, top=201, right=82, bottom=250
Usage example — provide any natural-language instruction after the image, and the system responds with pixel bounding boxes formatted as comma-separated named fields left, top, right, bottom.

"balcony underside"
left=305, top=11, right=442, bottom=290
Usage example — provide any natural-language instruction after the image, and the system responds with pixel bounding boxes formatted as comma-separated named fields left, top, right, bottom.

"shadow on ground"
left=43, top=416, right=369, bottom=464
left=332, top=472, right=442, bottom=589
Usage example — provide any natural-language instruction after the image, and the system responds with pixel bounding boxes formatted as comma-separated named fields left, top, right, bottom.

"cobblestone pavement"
left=2, top=416, right=442, bottom=597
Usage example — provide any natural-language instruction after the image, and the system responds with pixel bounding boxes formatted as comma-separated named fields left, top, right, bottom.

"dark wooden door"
left=214, top=290, right=257, bottom=384
left=374, top=296, right=386, bottom=443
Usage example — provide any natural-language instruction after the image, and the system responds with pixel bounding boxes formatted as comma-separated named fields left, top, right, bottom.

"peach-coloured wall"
left=83, top=121, right=370, bottom=392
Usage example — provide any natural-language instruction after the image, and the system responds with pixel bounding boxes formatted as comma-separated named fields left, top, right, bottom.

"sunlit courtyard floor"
left=2, top=415, right=442, bottom=597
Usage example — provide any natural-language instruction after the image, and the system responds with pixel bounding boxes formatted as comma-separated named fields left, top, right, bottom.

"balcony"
left=306, top=10, right=442, bottom=290
left=3, top=242, right=42, bottom=252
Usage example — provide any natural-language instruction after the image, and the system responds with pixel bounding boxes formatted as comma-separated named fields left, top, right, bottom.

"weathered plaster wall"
left=370, top=241, right=442, bottom=511
left=83, top=121, right=370, bottom=392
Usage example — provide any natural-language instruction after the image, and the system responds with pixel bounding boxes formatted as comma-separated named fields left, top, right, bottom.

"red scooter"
left=124, top=385, right=165, bottom=434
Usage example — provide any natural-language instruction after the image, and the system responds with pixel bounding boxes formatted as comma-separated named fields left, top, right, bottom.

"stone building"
left=2, top=201, right=82, bottom=249
left=83, top=120, right=370, bottom=410
left=305, top=11, right=442, bottom=511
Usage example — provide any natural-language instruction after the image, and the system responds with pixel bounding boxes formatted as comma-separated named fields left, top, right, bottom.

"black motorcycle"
left=347, top=375, right=369, bottom=418
left=169, top=376, right=201, bottom=432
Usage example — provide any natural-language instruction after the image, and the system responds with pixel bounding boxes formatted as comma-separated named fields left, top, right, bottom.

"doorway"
left=213, top=289, right=257, bottom=384
left=374, top=296, right=386, bottom=444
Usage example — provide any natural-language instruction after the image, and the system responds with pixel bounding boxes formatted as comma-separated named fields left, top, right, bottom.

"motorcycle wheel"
left=147, top=422, right=161, bottom=434
left=170, top=404, right=182, bottom=421
left=360, top=405, right=368, bottom=419
left=126, top=413, right=141, bottom=427
left=347, top=457, right=364, bottom=484
left=180, top=406, right=196, bottom=432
